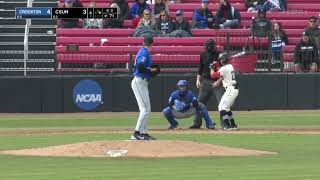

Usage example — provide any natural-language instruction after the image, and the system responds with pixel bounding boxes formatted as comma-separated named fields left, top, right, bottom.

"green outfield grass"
left=0, top=111, right=320, bottom=180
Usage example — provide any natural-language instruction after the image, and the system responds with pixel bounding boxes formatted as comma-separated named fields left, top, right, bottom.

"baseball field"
left=0, top=110, right=319, bottom=180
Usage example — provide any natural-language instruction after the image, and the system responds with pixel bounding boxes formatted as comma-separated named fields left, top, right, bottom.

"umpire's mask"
left=205, top=39, right=216, bottom=52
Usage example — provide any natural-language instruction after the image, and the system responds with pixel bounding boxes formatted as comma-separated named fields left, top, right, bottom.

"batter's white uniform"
left=218, top=64, right=239, bottom=112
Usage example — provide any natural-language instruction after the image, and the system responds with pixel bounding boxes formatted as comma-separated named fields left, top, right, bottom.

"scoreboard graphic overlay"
left=15, top=7, right=118, bottom=19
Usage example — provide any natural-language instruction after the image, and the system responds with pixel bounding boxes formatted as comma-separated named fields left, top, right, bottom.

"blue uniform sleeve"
left=189, top=91, right=199, bottom=107
left=168, top=92, right=176, bottom=107
left=135, top=49, right=149, bottom=67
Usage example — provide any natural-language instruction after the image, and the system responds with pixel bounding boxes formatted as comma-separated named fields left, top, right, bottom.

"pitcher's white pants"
left=131, top=76, right=151, bottom=134
left=218, top=86, right=239, bottom=112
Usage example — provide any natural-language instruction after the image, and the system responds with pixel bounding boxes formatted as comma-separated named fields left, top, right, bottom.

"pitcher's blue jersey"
left=168, top=90, right=197, bottom=111
left=133, top=47, right=152, bottom=79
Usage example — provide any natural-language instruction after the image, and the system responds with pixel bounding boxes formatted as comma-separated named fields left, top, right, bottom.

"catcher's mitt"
left=150, top=64, right=160, bottom=77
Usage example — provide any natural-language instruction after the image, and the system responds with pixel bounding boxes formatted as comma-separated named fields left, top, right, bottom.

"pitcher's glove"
left=150, top=65, right=161, bottom=77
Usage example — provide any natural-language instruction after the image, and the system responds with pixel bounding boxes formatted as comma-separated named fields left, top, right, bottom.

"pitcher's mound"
left=0, top=140, right=277, bottom=158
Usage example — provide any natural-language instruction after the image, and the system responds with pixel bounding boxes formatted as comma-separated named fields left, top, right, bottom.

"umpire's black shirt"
left=198, top=50, right=220, bottom=80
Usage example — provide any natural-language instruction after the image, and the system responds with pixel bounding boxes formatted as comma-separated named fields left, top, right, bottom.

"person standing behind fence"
left=251, top=9, right=272, bottom=37
left=304, top=16, right=320, bottom=52
left=190, top=39, right=223, bottom=129
left=294, top=31, right=319, bottom=72
left=131, top=35, right=160, bottom=140
left=271, top=22, right=288, bottom=70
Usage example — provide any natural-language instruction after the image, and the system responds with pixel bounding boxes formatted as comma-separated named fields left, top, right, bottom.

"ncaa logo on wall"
left=73, top=79, right=103, bottom=111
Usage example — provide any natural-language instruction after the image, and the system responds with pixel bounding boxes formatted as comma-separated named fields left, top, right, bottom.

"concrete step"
left=0, top=26, right=56, bottom=33
left=0, top=33, right=56, bottom=42
left=0, top=58, right=54, bottom=62
left=0, top=18, right=57, bottom=25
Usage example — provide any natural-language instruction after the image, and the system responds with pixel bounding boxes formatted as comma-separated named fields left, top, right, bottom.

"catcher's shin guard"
left=162, top=107, right=178, bottom=128
left=220, top=110, right=231, bottom=129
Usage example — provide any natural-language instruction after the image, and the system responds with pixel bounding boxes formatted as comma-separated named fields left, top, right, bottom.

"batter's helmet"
left=218, top=53, right=229, bottom=64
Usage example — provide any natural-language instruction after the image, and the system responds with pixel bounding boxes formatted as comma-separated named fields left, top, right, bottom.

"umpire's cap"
left=218, top=52, right=229, bottom=63
left=143, top=35, right=154, bottom=45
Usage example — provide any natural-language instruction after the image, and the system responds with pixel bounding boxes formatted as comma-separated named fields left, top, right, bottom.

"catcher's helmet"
left=218, top=52, right=229, bottom=64
left=177, top=80, right=188, bottom=87
left=177, top=80, right=188, bottom=95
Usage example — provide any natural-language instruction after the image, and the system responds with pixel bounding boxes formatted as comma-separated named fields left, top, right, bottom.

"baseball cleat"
left=231, top=124, right=238, bottom=130
left=131, top=131, right=143, bottom=140
left=222, top=126, right=233, bottom=131
left=189, top=124, right=201, bottom=129
left=141, top=133, right=157, bottom=140
left=168, top=124, right=178, bottom=130
left=206, top=123, right=216, bottom=129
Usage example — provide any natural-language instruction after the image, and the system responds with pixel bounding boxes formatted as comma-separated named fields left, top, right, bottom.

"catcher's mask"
left=177, top=80, right=188, bottom=95
left=218, top=52, right=229, bottom=64
left=205, top=39, right=216, bottom=52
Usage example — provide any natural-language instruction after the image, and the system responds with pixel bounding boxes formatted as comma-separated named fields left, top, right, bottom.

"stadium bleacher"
left=56, top=0, right=320, bottom=73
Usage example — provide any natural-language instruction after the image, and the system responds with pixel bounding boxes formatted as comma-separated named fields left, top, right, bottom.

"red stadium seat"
left=169, top=12, right=318, bottom=21
left=57, top=54, right=130, bottom=63
left=56, top=36, right=267, bottom=47
left=56, top=45, right=207, bottom=54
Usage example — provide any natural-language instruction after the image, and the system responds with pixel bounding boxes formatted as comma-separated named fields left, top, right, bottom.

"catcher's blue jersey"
left=168, top=90, right=197, bottom=111
left=133, top=47, right=152, bottom=79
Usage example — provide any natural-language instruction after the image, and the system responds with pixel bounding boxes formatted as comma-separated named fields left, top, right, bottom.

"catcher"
left=162, top=80, right=215, bottom=129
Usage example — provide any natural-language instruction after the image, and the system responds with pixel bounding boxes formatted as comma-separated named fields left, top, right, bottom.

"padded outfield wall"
left=0, top=73, right=319, bottom=113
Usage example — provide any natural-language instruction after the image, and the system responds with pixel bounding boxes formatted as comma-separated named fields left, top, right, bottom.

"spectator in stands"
left=105, top=3, right=124, bottom=28
left=111, top=0, right=130, bottom=21
left=155, top=10, right=174, bottom=35
left=263, top=0, right=286, bottom=12
left=60, top=0, right=83, bottom=28
left=305, top=16, right=320, bottom=50
left=137, top=9, right=156, bottom=29
left=84, top=1, right=103, bottom=29
left=173, top=10, right=192, bottom=36
left=251, top=9, right=272, bottom=37
left=271, top=22, right=288, bottom=70
left=130, top=0, right=152, bottom=19
left=294, top=31, right=319, bottom=72
left=246, top=0, right=266, bottom=12
left=246, top=0, right=286, bottom=12
left=214, top=0, right=241, bottom=29
left=191, top=0, right=214, bottom=29
left=153, top=0, right=169, bottom=19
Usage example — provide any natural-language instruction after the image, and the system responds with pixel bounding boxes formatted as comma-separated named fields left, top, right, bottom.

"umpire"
left=190, top=39, right=224, bottom=129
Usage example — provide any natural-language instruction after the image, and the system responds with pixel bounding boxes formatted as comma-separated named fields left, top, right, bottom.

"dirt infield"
left=0, top=140, right=277, bottom=158
left=0, top=127, right=320, bottom=137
